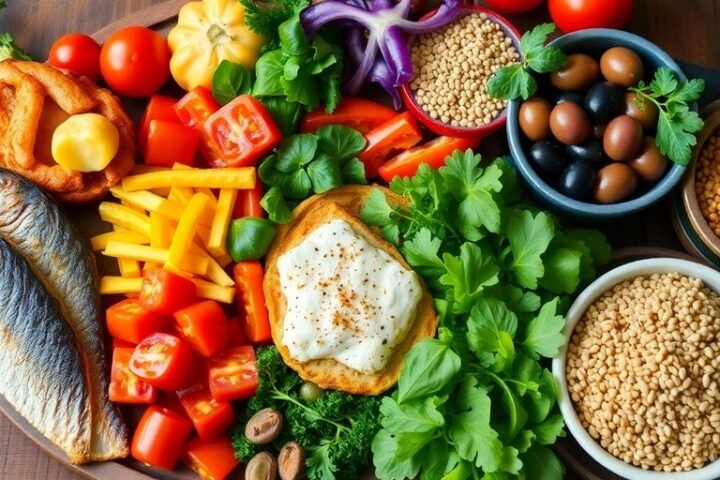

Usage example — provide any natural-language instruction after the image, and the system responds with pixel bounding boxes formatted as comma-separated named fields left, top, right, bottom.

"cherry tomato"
left=232, top=181, right=264, bottom=219
left=233, top=262, right=271, bottom=343
left=145, top=120, right=199, bottom=167
left=106, top=298, right=171, bottom=345
left=300, top=97, right=397, bottom=134
left=109, top=347, right=157, bottom=404
left=100, top=26, right=171, bottom=98
left=48, top=33, right=101, bottom=81
left=549, top=0, right=634, bottom=33
left=132, top=405, right=193, bottom=470
left=208, top=346, right=259, bottom=402
left=179, top=388, right=235, bottom=440
left=175, top=87, right=220, bottom=129
left=139, top=268, right=197, bottom=315
left=485, top=0, right=544, bottom=14
left=130, top=333, right=193, bottom=390
left=358, top=112, right=423, bottom=178
left=173, top=301, right=230, bottom=357
left=138, top=95, right=180, bottom=150
left=182, top=435, right=239, bottom=480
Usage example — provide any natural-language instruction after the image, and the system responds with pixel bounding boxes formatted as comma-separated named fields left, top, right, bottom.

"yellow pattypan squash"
left=168, top=0, right=265, bottom=91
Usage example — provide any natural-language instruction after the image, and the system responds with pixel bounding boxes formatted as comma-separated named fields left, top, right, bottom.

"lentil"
left=696, top=132, right=720, bottom=236
left=409, top=13, right=519, bottom=128
left=566, top=273, right=720, bottom=472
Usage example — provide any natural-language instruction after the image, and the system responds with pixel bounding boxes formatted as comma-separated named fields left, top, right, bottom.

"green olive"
left=300, top=382, right=324, bottom=403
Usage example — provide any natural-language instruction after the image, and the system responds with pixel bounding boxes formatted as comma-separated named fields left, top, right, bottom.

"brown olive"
left=603, top=115, right=643, bottom=162
left=600, top=47, right=644, bottom=87
left=245, top=408, right=284, bottom=445
left=519, top=97, right=551, bottom=141
left=550, top=53, right=600, bottom=91
left=245, top=452, right=278, bottom=480
left=624, top=92, right=659, bottom=130
left=278, top=442, right=305, bottom=480
left=594, top=163, right=638, bottom=204
left=628, top=137, right=669, bottom=182
left=549, top=102, right=591, bottom=145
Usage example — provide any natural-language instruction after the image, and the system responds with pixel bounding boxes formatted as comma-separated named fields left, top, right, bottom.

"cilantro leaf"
left=506, top=210, right=554, bottom=289
left=533, top=413, right=565, bottom=445
left=379, top=397, right=445, bottom=434
left=486, top=64, right=536, bottom=101
left=519, top=23, right=556, bottom=55
left=0, top=32, right=30, bottom=62
left=239, top=0, right=309, bottom=45
left=519, top=446, right=565, bottom=480
left=359, top=189, right=402, bottom=245
left=307, top=154, right=342, bottom=193
left=440, top=243, right=500, bottom=313
left=538, top=246, right=582, bottom=293
left=467, top=299, right=518, bottom=364
left=402, top=229, right=446, bottom=279
left=372, top=430, right=422, bottom=480
left=275, top=134, right=317, bottom=172
left=523, top=298, right=565, bottom=359
left=340, top=157, right=368, bottom=184
left=253, top=50, right=286, bottom=97
left=397, top=334, right=462, bottom=404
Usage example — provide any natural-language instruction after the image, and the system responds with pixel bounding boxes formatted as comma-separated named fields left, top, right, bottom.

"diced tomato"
left=109, top=347, right=157, bottom=404
left=175, top=87, right=220, bottom=129
left=157, top=390, right=187, bottom=417
left=182, top=435, right=239, bottom=480
left=130, top=333, right=194, bottom=390
left=208, top=346, right=259, bottom=402
left=378, top=136, right=483, bottom=183
left=203, top=95, right=282, bottom=168
left=227, top=316, right=248, bottom=346
left=138, top=95, right=179, bottom=150
left=132, top=405, right=193, bottom=470
left=139, top=268, right=197, bottom=315
left=179, top=388, right=235, bottom=440
left=359, top=112, right=423, bottom=178
left=112, top=337, right=136, bottom=349
left=106, top=298, right=170, bottom=344
left=232, top=181, right=264, bottom=219
left=233, top=262, right=271, bottom=343
left=300, top=97, right=398, bottom=134
left=173, top=301, right=230, bottom=357
left=144, top=120, right=199, bottom=167
left=176, top=358, right=209, bottom=396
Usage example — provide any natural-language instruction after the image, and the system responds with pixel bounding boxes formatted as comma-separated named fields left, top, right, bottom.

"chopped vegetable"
left=91, top=230, right=148, bottom=251
left=208, top=346, right=260, bottom=401
left=179, top=388, right=236, bottom=440
left=175, top=86, right=220, bottom=128
left=192, top=278, right=237, bottom=304
left=239, top=0, right=307, bottom=48
left=174, top=300, right=230, bottom=357
left=109, top=347, right=158, bottom=404
left=227, top=217, right=277, bottom=261
left=139, top=267, right=198, bottom=315
left=144, top=120, right=199, bottom=167
left=130, top=332, right=194, bottom=390
left=103, top=241, right=209, bottom=276
left=182, top=435, right=240, bottom=480
left=233, top=261, right=271, bottom=343
left=300, top=97, right=397, bottom=134
left=207, top=188, right=239, bottom=259
left=100, top=276, right=143, bottom=295
left=106, top=298, right=171, bottom=344
left=131, top=405, right=194, bottom=470
left=167, top=193, right=210, bottom=270
left=121, top=167, right=256, bottom=191
left=138, top=95, right=180, bottom=150
left=235, top=181, right=265, bottom=218
left=358, top=112, right=422, bottom=178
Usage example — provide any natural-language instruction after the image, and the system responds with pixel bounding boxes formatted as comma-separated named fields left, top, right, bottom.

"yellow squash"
left=168, top=0, right=265, bottom=91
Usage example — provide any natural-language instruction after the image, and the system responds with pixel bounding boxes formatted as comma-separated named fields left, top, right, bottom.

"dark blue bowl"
left=507, top=29, right=690, bottom=220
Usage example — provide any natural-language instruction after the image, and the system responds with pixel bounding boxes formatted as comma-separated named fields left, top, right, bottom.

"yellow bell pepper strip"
left=208, top=188, right=238, bottom=259
left=167, top=0, right=265, bottom=91
left=113, top=225, right=142, bottom=278
left=51, top=113, right=120, bottom=172
left=90, top=230, right=149, bottom=251
left=150, top=212, right=175, bottom=249
left=104, top=241, right=209, bottom=276
left=99, top=202, right=152, bottom=237
left=192, top=278, right=236, bottom=304
left=166, top=193, right=210, bottom=271
left=189, top=242, right=235, bottom=287
left=100, top=276, right=143, bottom=295
left=121, top=168, right=256, bottom=192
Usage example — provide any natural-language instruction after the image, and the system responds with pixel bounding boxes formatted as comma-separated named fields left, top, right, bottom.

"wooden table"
left=1, top=0, right=719, bottom=478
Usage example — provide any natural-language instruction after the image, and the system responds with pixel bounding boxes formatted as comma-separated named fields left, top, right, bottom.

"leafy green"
left=211, top=60, right=253, bottom=105
left=523, top=298, right=565, bottom=358
left=630, top=66, right=705, bottom=165
left=226, top=217, right=277, bottom=261
left=239, top=0, right=309, bottom=49
left=487, top=23, right=566, bottom=101
left=0, top=2, right=30, bottom=62
left=260, top=97, right=304, bottom=136
left=232, top=347, right=380, bottom=480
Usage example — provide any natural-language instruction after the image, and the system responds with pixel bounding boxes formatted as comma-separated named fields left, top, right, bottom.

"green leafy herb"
left=260, top=97, right=304, bottom=136
left=239, top=0, right=309, bottom=49
left=211, top=60, right=253, bottom=105
left=487, top=23, right=566, bottom=101
left=630, top=66, right=705, bottom=165
left=231, top=347, right=381, bottom=480
left=226, top=217, right=277, bottom=261
left=0, top=2, right=30, bottom=62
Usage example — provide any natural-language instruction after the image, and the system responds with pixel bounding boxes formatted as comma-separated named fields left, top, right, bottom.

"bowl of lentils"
left=553, top=257, right=720, bottom=479
left=400, top=5, right=522, bottom=137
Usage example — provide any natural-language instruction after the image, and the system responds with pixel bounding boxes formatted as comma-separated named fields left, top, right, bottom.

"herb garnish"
left=487, top=23, right=566, bottom=101
left=630, top=67, right=705, bottom=165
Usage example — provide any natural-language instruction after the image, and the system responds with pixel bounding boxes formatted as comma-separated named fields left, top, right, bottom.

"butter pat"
left=52, top=113, right=119, bottom=172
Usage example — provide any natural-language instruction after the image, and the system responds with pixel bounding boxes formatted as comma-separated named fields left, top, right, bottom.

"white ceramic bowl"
left=552, top=258, right=720, bottom=480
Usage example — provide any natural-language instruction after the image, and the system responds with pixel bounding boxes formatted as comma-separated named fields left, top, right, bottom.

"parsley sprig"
left=487, top=23, right=566, bottom=101
left=630, top=67, right=705, bottom=165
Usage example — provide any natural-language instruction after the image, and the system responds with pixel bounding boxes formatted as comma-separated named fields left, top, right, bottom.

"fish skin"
left=0, top=169, right=128, bottom=462
left=0, top=237, right=92, bottom=463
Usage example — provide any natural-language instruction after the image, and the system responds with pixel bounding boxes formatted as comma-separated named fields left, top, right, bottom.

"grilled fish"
left=0, top=169, right=128, bottom=462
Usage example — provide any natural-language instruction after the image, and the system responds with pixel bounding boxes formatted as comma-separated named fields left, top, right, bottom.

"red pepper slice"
left=106, top=298, right=170, bottom=345
left=359, top=112, right=423, bottom=178
left=173, top=300, right=230, bottom=357
left=300, top=97, right=398, bottom=134
left=233, top=261, right=271, bottom=343
left=232, top=181, right=264, bottom=219
left=144, top=120, right=199, bottom=167
left=138, top=94, right=180, bottom=151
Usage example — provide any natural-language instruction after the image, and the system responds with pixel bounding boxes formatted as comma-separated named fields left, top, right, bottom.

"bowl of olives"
left=506, top=29, right=690, bottom=219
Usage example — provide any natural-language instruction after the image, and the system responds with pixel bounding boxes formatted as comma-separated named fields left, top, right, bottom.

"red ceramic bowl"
left=400, top=5, right=523, bottom=138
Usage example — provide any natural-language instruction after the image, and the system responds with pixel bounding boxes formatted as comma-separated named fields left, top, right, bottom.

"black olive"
left=554, top=91, right=585, bottom=106
left=566, top=140, right=606, bottom=166
left=584, top=82, right=623, bottom=123
left=529, top=141, right=568, bottom=175
left=558, top=161, right=595, bottom=200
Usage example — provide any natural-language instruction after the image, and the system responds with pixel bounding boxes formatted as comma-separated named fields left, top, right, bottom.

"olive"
left=603, top=115, right=644, bottom=162
left=245, top=408, right=284, bottom=445
left=566, top=140, right=606, bottom=166
left=554, top=91, right=585, bottom=106
left=584, top=82, right=623, bottom=123
left=300, top=381, right=324, bottom=403
left=624, top=92, right=659, bottom=130
left=594, top=163, right=638, bottom=203
left=519, top=97, right=552, bottom=141
left=549, top=102, right=591, bottom=145
left=278, top=442, right=305, bottom=480
left=529, top=141, right=568, bottom=175
left=550, top=53, right=600, bottom=91
left=558, top=161, right=595, bottom=200
left=245, top=452, right=278, bottom=480
left=627, top=137, right=669, bottom=182
left=600, top=47, right=644, bottom=87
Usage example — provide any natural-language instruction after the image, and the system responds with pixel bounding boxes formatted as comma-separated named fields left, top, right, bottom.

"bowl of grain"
left=553, top=258, right=720, bottom=479
left=400, top=5, right=522, bottom=137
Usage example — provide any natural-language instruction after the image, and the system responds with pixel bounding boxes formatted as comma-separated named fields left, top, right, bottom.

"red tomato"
left=179, top=388, right=235, bottom=440
left=182, top=435, right=239, bottom=480
left=175, top=87, right=220, bottom=129
left=233, top=262, right=271, bottom=343
left=138, top=95, right=179, bottom=150
left=139, top=268, right=197, bottom=315
left=145, top=120, right=199, bottom=167
left=113, top=338, right=136, bottom=349
left=48, top=33, right=101, bottom=81
left=106, top=298, right=170, bottom=345
left=109, top=347, right=157, bottom=404
left=132, top=405, right=193, bottom=470
left=359, top=112, right=423, bottom=178
left=100, top=26, right=171, bottom=98
left=130, top=333, right=194, bottom=390
left=378, top=136, right=483, bottom=183
left=227, top=317, right=249, bottom=346
left=549, top=0, right=634, bottom=32
left=203, top=95, right=282, bottom=168
left=485, top=0, right=544, bottom=14
left=174, top=301, right=230, bottom=357
left=300, top=97, right=398, bottom=134
left=208, top=346, right=259, bottom=402
left=232, top=181, right=264, bottom=219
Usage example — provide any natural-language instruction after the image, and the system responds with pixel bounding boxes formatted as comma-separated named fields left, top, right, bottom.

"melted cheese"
left=277, top=220, right=422, bottom=374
